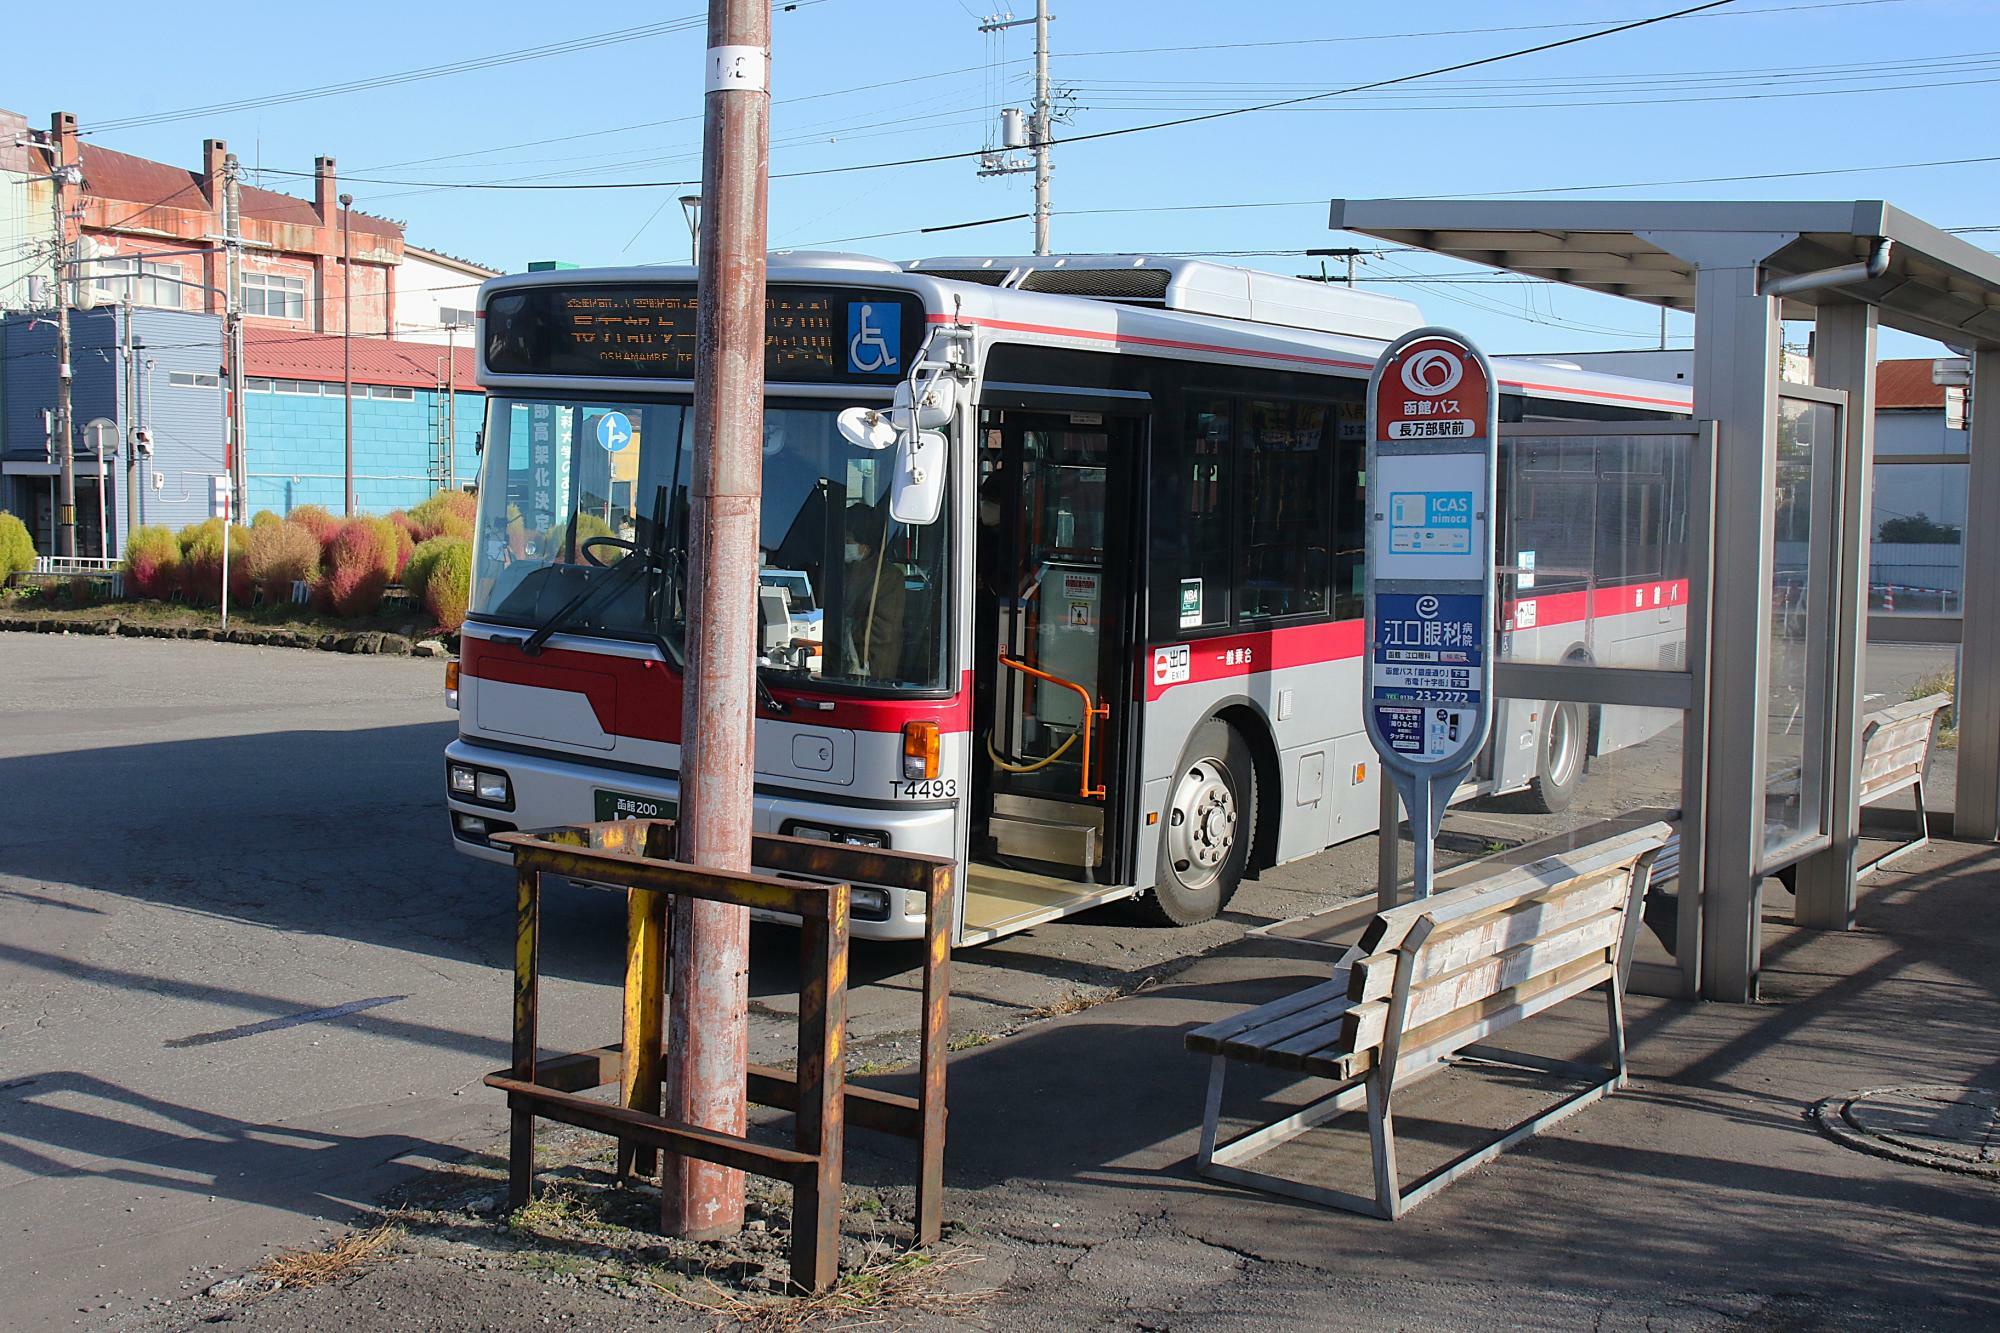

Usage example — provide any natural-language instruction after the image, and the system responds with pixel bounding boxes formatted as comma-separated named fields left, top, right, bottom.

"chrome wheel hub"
left=1168, top=758, right=1238, bottom=889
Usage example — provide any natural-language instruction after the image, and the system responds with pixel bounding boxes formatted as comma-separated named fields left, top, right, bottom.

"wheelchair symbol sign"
left=846, top=302, right=900, bottom=375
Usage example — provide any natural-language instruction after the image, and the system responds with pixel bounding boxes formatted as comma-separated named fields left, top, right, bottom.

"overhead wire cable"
left=249, top=0, right=1741, bottom=193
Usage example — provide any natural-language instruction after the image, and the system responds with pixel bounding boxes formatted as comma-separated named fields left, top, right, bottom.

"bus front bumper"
left=444, top=739, right=955, bottom=942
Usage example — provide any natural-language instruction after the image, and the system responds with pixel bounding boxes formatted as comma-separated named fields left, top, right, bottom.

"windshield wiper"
left=520, top=489, right=671, bottom=658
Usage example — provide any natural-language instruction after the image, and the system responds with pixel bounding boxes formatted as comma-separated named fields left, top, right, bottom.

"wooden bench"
left=1186, top=823, right=1672, bottom=1219
left=1853, top=692, right=1950, bottom=877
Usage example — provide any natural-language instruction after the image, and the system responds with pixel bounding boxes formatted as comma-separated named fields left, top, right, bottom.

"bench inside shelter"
left=1187, top=823, right=1672, bottom=1219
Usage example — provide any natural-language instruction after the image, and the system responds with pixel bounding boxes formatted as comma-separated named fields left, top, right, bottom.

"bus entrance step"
left=989, top=813, right=1100, bottom=869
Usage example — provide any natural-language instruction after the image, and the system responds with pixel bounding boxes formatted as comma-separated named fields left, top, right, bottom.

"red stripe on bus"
left=1145, top=618, right=1365, bottom=702
left=1508, top=578, right=1688, bottom=630
left=462, top=636, right=972, bottom=742
left=931, top=314, right=1691, bottom=410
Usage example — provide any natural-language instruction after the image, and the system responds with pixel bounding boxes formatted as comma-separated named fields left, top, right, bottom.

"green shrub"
left=0, top=511, right=34, bottom=580
left=246, top=519, right=321, bottom=604
left=423, top=538, right=472, bottom=633
left=122, top=525, right=181, bottom=599
left=325, top=519, right=390, bottom=616
left=409, top=489, right=477, bottom=541
left=251, top=509, right=282, bottom=530
left=403, top=534, right=458, bottom=599
left=179, top=520, right=252, bottom=606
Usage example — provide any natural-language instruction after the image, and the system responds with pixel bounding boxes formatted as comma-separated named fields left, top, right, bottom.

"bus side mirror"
left=889, top=430, right=946, bottom=526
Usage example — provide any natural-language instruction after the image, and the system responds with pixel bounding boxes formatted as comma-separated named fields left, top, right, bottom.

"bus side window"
left=1149, top=395, right=1235, bottom=639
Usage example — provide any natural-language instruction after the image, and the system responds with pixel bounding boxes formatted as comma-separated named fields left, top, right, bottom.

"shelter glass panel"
left=1497, top=433, right=1693, bottom=670
left=1763, top=396, right=1836, bottom=862
left=1870, top=459, right=1966, bottom=615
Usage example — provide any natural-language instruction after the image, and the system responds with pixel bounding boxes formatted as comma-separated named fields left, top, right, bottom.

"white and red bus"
left=446, top=254, right=1690, bottom=943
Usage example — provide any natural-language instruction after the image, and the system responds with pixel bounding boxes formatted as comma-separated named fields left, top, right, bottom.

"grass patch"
left=948, top=1030, right=997, bottom=1052
left=644, top=1246, right=993, bottom=1330
left=0, top=593, right=428, bottom=638
left=1909, top=668, right=1958, bottom=750
left=254, top=1223, right=399, bottom=1290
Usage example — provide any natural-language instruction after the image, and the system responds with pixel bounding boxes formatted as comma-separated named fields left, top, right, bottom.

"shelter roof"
left=1327, top=199, right=2000, bottom=350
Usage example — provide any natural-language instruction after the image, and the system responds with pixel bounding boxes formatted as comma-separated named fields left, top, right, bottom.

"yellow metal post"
left=619, top=887, right=668, bottom=1179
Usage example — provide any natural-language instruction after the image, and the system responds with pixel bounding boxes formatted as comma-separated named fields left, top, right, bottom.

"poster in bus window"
left=1179, top=578, right=1203, bottom=628
left=526, top=403, right=557, bottom=557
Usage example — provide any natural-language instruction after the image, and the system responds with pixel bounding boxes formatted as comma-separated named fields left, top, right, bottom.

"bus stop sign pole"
left=1362, top=328, right=1499, bottom=904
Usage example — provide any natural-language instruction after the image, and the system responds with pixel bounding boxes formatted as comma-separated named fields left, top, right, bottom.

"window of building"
left=168, top=371, right=220, bottom=388
left=274, top=379, right=319, bottom=395
left=92, top=257, right=186, bottom=309
left=245, top=378, right=274, bottom=392
left=242, top=271, right=307, bottom=319
left=371, top=385, right=415, bottom=400
left=321, top=383, right=349, bottom=397
left=440, top=307, right=476, bottom=329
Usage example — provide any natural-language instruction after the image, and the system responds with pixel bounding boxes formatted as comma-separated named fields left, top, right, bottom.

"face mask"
left=845, top=542, right=865, bottom=562
left=980, top=501, right=1001, bottom=527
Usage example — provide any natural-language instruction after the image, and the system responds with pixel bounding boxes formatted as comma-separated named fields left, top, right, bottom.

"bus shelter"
left=1329, top=199, right=2000, bottom=1002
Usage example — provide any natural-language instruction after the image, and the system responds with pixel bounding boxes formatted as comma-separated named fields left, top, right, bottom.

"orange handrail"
left=996, top=656, right=1109, bottom=799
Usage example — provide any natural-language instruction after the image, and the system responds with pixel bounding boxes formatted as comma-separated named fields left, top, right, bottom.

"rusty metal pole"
left=664, top=0, right=771, bottom=1240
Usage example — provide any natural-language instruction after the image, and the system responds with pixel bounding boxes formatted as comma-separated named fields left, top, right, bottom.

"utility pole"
left=1032, top=0, right=1051, bottom=255
left=48, top=134, right=78, bottom=558
left=123, top=298, right=139, bottom=537
left=341, top=193, right=355, bottom=515
left=1303, top=248, right=1371, bottom=287
left=223, top=154, right=248, bottom=520
left=976, top=6, right=1054, bottom=255
left=665, top=0, right=770, bottom=1241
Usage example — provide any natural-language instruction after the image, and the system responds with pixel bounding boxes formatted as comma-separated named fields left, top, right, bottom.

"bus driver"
left=843, top=504, right=905, bottom=679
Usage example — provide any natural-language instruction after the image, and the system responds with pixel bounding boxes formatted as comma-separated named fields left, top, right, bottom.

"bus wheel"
left=1526, top=700, right=1585, bottom=813
left=1138, top=720, right=1256, bottom=926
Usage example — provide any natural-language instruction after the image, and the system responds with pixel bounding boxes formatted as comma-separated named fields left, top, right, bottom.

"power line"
left=84, top=11, right=736, bottom=134
left=249, top=0, right=1737, bottom=192
left=1055, top=0, right=1910, bottom=60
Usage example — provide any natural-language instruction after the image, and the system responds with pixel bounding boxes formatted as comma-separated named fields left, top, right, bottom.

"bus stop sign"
left=1363, top=328, right=1499, bottom=900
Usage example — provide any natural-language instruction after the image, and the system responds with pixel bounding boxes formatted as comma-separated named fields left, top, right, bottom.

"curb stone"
left=0, top=614, right=457, bottom=660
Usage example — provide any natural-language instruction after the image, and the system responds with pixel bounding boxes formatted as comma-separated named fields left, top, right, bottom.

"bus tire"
left=1526, top=700, right=1586, bottom=814
left=1136, top=720, right=1257, bottom=927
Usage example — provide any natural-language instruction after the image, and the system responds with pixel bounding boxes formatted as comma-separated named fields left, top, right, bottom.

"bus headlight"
left=449, top=763, right=513, bottom=809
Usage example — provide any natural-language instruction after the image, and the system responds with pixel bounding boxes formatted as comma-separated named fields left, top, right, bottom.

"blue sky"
left=20, top=0, right=1998, bottom=356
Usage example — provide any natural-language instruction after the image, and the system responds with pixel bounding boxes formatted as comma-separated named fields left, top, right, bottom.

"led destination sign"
left=482, top=284, right=921, bottom=384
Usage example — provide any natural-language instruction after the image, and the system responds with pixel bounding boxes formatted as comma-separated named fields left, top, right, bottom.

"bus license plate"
left=594, top=789, right=677, bottom=822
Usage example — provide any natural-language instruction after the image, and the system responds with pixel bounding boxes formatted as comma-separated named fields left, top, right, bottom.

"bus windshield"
left=469, top=395, right=952, bottom=691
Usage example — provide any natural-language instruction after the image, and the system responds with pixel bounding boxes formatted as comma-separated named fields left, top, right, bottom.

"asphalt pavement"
left=0, top=634, right=1380, bottom=1328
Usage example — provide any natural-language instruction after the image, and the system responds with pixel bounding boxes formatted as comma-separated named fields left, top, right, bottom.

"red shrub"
left=324, top=519, right=390, bottom=617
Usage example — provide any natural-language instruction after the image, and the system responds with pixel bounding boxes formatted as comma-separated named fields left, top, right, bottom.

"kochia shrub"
left=402, top=534, right=459, bottom=599
left=286, top=504, right=340, bottom=549
left=246, top=519, right=321, bottom=604
left=0, top=511, right=34, bottom=580
left=423, top=538, right=472, bottom=633
left=179, top=520, right=252, bottom=607
left=122, top=525, right=181, bottom=598
left=324, top=519, right=390, bottom=617
left=408, top=489, right=476, bottom=541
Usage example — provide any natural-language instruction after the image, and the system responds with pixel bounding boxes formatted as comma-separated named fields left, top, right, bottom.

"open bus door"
left=965, top=407, right=1145, bottom=941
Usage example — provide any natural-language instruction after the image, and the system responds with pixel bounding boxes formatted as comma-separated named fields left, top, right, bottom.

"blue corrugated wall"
left=245, top=385, right=482, bottom=517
